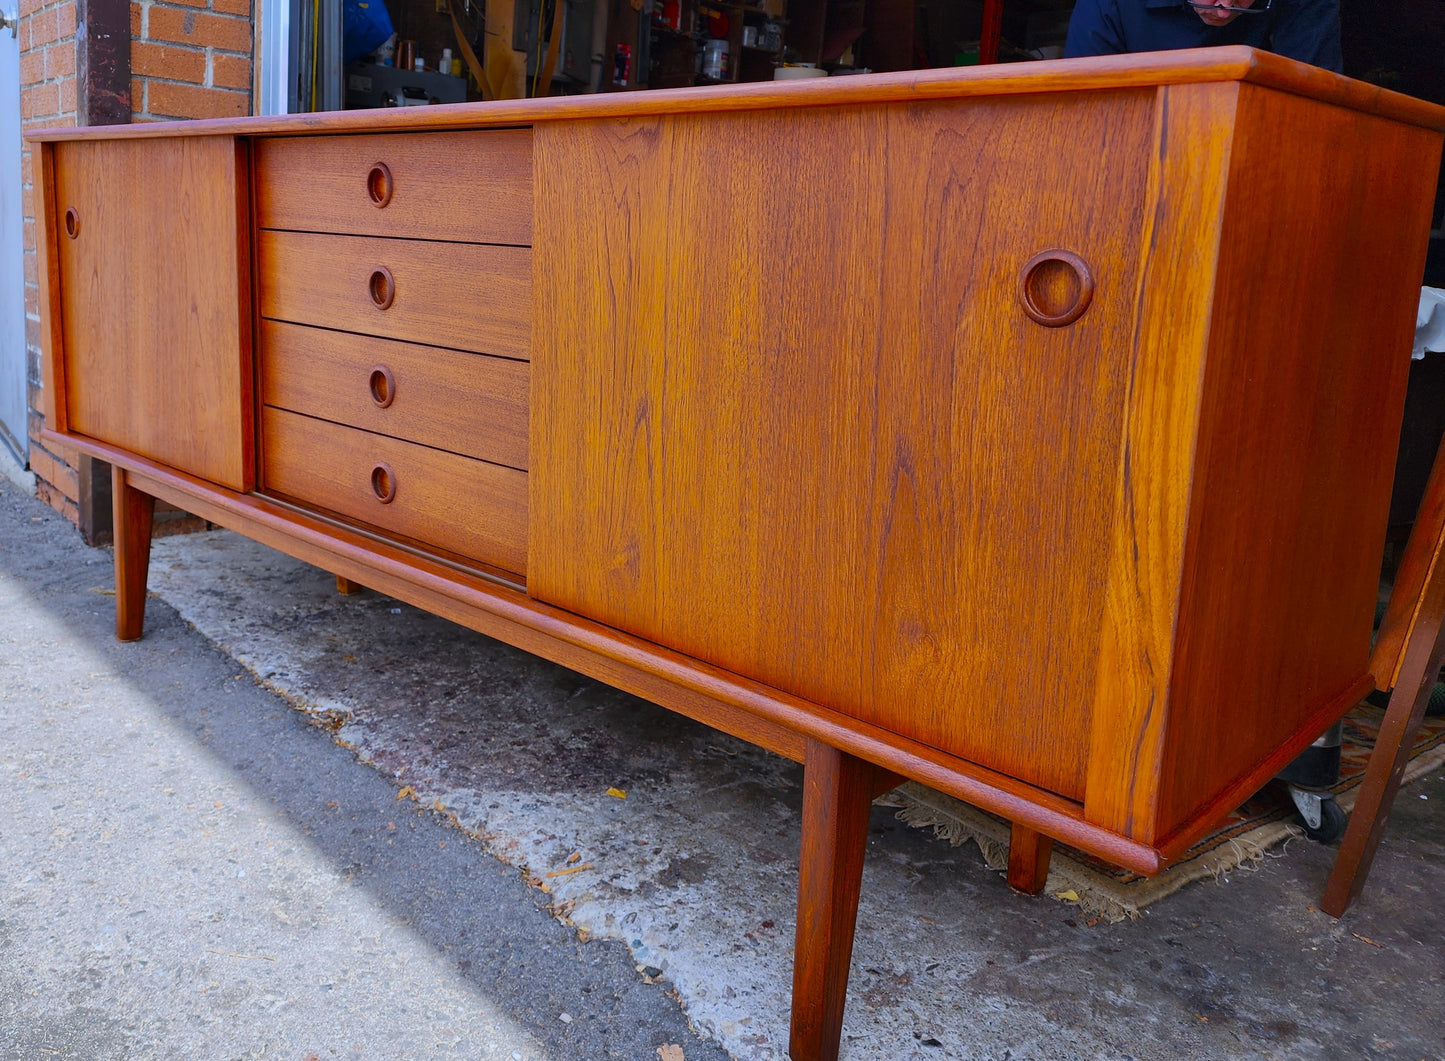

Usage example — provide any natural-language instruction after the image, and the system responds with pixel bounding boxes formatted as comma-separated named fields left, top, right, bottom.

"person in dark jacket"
left=1063, top=0, right=1342, bottom=72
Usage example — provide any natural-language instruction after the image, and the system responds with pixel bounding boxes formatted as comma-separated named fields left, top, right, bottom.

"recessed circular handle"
left=368, top=365, right=396, bottom=408
left=1019, top=250, right=1094, bottom=328
left=368, top=266, right=395, bottom=310
left=64, top=207, right=80, bottom=239
left=367, top=163, right=393, bottom=208
left=370, top=462, right=397, bottom=504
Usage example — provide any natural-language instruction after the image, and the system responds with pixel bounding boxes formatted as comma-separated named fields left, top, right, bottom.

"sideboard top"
left=25, top=46, right=1445, bottom=142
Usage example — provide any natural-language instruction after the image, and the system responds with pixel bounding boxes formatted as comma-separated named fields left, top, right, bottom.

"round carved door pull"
left=1019, top=250, right=1094, bottom=328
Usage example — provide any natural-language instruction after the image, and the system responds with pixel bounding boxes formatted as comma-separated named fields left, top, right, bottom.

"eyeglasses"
left=1182, top=0, right=1273, bottom=13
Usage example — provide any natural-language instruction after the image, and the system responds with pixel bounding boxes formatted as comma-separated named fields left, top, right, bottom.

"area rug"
left=877, top=701, right=1445, bottom=923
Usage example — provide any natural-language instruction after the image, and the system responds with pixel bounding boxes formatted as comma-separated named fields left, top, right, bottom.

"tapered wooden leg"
left=790, top=739, right=877, bottom=1061
left=1007, top=822, right=1054, bottom=895
left=1322, top=425, right=1445, bottom=916
left=112, top=466, right=155, bottom=642
left=1321, top=613, right=1445, bottom=916
left=335, top=575, right=362, bottom=594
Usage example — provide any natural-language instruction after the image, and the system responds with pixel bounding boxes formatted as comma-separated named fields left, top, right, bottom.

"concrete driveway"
left=2, top=477, right=1441, bottom=1060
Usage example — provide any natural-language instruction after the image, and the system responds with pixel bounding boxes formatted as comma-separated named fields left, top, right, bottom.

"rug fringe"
left=877, top=716, right=1445, bottom=921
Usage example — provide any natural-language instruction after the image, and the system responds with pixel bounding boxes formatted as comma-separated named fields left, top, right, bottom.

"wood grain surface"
left=532, top=91, right=1155, bottom=800
left=261, top=406, right=528, bottom=577
left=254, top=129, right=533, bottom=245
left=35, top=143, right=66, bottom=433
left=1006, top=822, right=1053, bottom=895
left=1081, top=82, right=1240, bottom=840
left=790, top=740, right=877, bottom=1061
left=259, top=320, right=529, bottom=470
left=24, top=49, right=1445, bottom=145
left=52, top=136, right=252, bottom=490
left=1151, top=85, right=1440, bottom=839
left=112, top=465, right=155, bottom=642
left=257, top=230, right=531, bottom=359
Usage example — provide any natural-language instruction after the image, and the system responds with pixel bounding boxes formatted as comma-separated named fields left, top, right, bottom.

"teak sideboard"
left=29, top=48, right=1445, bottom=1060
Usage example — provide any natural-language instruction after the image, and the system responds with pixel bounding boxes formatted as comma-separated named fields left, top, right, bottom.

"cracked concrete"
left=3, top=478, right=1443, bottom=1060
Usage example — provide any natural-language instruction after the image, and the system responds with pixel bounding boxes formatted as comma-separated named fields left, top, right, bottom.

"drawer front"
left=260, top=320, right=528, bottom=470
left=258, top=230, right=531, bottom=359
left=254, top=129, right=533, bottom=245
left=262, top=407, right=527, bottom=577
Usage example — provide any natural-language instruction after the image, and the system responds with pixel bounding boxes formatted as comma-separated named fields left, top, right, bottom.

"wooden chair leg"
left=1322, top=427, right=1445, bottom=915
left=1321, top=603, right=1445, bottom=916
left=790, top=739, right=877, bottom=1061
left=335, top=574, right=362, bottom=595
left=112, top=466, right=155, bottom=642
left=1007, top=822, right=1054, bottom=895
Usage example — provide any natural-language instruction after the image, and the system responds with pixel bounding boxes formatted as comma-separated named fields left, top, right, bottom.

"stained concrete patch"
left=144, top=530, right=1445, bottom=1061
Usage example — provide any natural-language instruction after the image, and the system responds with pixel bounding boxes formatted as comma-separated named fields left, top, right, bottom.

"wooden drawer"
left=258, top=230, right=530, bottom=359
left=254, top=129, right=533, bottom=245
left=260, top=320, right=528, bottom=470
left=261, top=406, right=528, bottom=577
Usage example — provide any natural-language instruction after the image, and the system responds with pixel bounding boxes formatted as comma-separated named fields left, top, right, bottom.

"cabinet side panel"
left=1155, top=88, right=1443, bottom=838
left=54, top=137, right=250, bottom=491
left=35, top=142, right=66, bottom=433
left=533, top=93, right=1154, bottom=799
left=1083, top=82, right=1239, bottom=840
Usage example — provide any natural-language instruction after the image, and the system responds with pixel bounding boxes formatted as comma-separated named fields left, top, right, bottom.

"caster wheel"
left=1300, top=795, right=1347, bottom=843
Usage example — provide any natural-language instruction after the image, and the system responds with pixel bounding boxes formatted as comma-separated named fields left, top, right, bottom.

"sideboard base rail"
left=85, top=433, right=1158, bottom=841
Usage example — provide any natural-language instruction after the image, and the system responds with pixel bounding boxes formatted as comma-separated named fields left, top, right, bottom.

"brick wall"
left=17, top=0, right=255, bottom=532
left=131, top=0, right=253, bottom=120
left=19, top=0, right=81, bottom=523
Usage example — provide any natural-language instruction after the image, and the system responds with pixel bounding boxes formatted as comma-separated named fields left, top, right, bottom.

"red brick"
left=130, top=78, right=145, bottom=114
left=133, top=40, right=206, bottom=82
left=30, top=445, right=79, bottom=503
left=36, top=480, right=81, bottom=524
left=26, top=7, right=57, bottom=46
left=20, top=49, right=45, bottom=86
left=146, top=5, right=252, bottom=52
left=130, top=0, right=141, bottom=35
left=56, top=2, right=75, bottom=37
left=44, top=41, right=75, bottom=79
left=145, top=81, right=246, bottom=119
left=20, top=115, right=71, bottom=132
left=24, top=284, right=39, bottom=320
left=21, top=82, right=59, bottom=120
left=211, top=52, right=250, bottom=90
left=19, top=0, right=46, bottom=17
left=212, top=0, right=252, bottom=15
left=58, top=77, right=76, bottom=114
